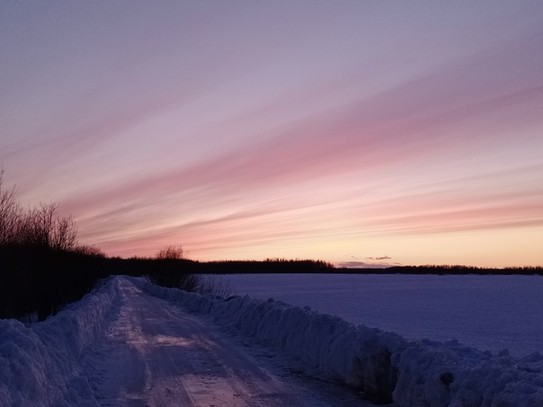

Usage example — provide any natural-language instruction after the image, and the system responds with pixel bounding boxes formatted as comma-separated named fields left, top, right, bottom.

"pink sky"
left=1, top=1, right=542, bottom=267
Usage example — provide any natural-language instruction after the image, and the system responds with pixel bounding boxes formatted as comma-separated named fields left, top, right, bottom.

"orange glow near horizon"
left=1, top=2, right=543, bottom=268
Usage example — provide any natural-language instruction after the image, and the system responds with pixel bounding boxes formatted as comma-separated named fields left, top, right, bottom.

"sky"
left=1, top=1, right=542, bottom=267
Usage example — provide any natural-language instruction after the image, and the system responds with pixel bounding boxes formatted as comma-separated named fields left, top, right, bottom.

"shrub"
left=155, top=245, right=184, bottom=260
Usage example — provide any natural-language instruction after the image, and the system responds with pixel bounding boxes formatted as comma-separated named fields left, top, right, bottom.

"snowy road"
left=87, top=278, right=376, bottom=407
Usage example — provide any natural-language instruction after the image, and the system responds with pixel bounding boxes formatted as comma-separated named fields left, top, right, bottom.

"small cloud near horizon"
left=338, top=255, right=399, bottom=269
left=336, top=261, right=396, bottom=269
left=366, top=256, right=392, bottom=261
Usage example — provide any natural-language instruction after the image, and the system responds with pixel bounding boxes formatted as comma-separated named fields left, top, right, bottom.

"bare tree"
left=51, top=213, right=78, bottom=251
left=0, top=170, right=22, bottom=246
left=30, top=203, right=57, bottom=247
left=1, top=168, right=79, bottom=251
left=6, top=200, right=78, bottom=250
left=74, top=244, right=105, bottom=257
left=155, top=245, right=184, bottom=260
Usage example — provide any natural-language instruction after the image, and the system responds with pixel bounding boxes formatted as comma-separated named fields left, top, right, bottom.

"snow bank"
left=139, top=279, right=543, bottom=406
left=0, top=277, right=121, bottom=407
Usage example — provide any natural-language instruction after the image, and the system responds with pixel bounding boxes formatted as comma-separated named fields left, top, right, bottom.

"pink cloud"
left=13, top=26, right=541, bottom=262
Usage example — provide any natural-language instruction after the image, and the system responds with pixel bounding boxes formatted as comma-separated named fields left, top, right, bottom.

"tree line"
left=336, top=264, right=543, bottom=275
left=0, top=171, right=332, bottom=320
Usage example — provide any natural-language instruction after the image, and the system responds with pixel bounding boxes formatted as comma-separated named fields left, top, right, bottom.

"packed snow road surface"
left=89, top=278, right=374, bottom=407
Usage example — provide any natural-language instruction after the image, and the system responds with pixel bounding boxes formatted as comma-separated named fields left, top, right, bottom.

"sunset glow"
left=1, top=1, right=542, bottom=267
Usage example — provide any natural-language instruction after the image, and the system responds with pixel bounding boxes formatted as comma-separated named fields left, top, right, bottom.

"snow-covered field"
left=221, top=273, right=543, bottom=358
left=2, top=275, right=543, bottom=406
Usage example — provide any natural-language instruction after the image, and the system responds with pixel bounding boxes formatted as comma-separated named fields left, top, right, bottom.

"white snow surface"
left=1, top=275, right=543, bottom=406
left=0, top=276, right=121, bottom=406
left=222, top=273, right=543, bottom=357
left=139, top=278, right=543, bottom=407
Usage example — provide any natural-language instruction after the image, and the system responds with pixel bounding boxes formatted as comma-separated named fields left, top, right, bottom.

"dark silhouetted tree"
left=0, top=170, right=22, bottom=245
left=155, top=245, right=184, bottom=260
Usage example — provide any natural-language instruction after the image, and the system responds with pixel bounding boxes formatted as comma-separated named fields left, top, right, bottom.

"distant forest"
left=1, top=170, right=542, bottom=321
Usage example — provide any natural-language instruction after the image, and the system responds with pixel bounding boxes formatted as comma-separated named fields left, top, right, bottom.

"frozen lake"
left=214, top=273, right=543, bottom=358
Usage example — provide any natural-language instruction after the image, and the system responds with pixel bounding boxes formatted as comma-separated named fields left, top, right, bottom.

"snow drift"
left=0, top=276, right=121, bottom=407
left=138, top=279, right=543, bottom=406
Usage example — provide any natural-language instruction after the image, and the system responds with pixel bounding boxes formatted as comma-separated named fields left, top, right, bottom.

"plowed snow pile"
left=139, top=279, right=543, bottom=406
left=0, top=277, right=121, bottom=406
